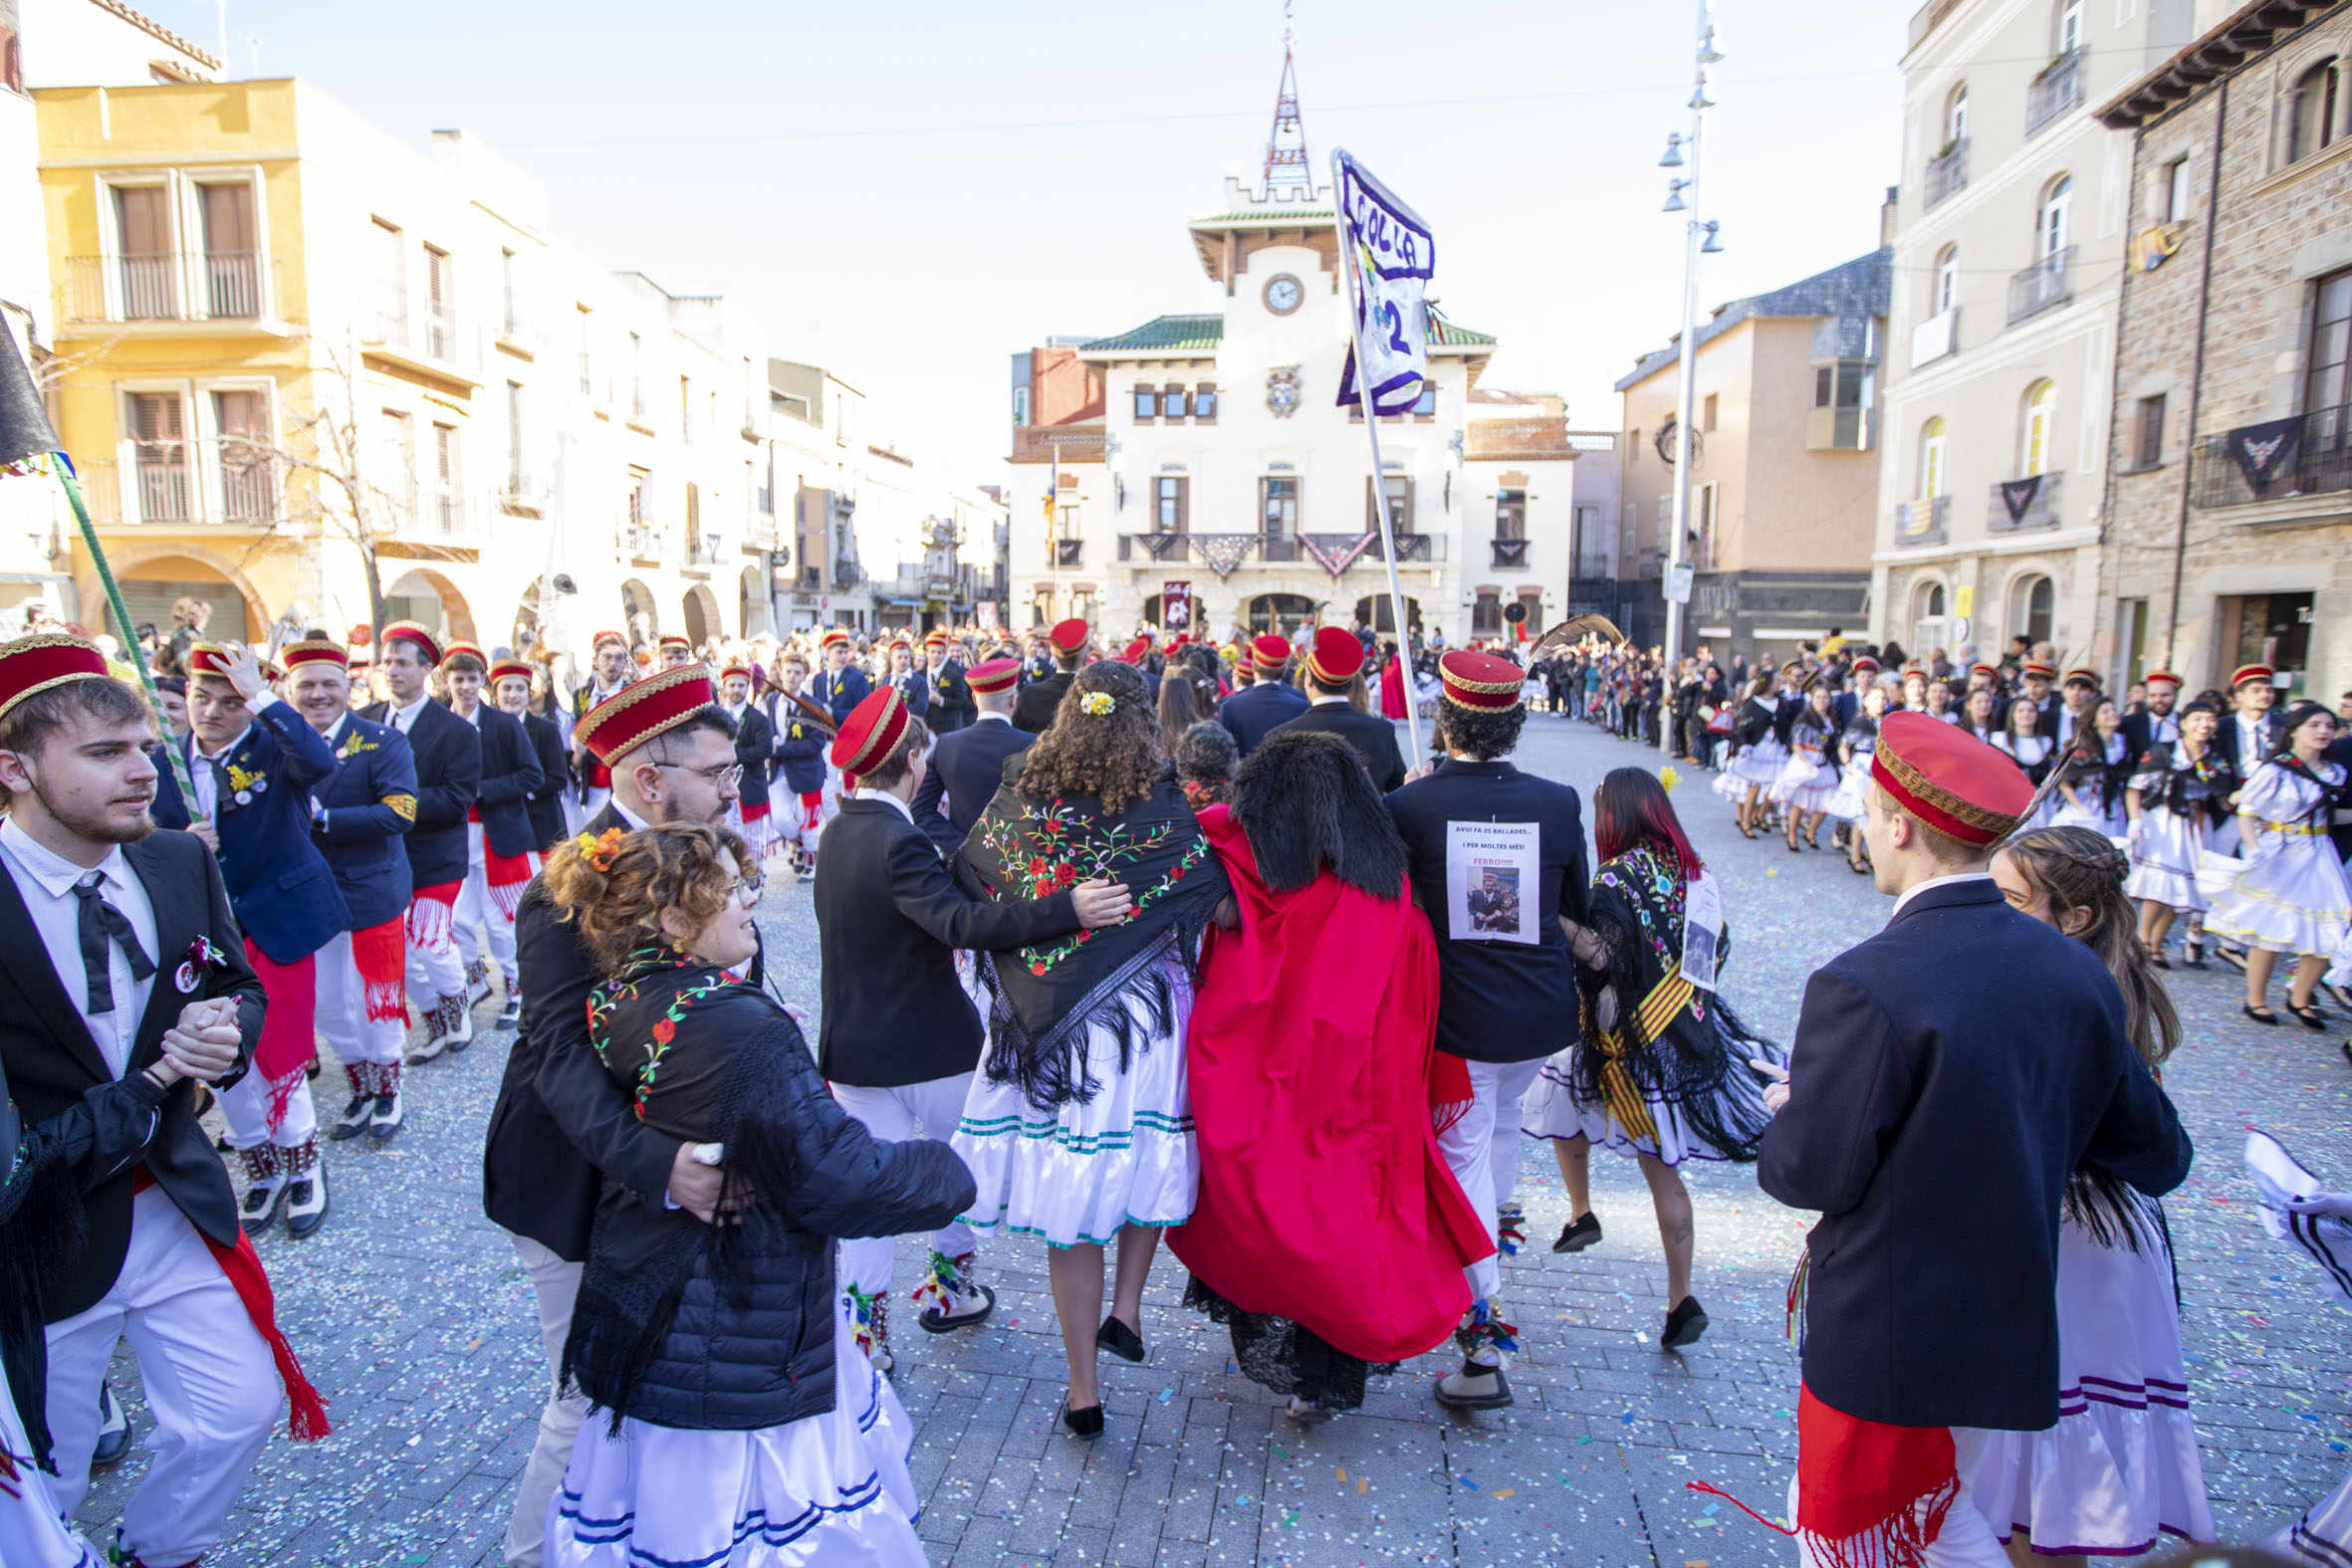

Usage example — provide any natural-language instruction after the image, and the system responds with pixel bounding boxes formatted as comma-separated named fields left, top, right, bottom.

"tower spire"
left=1262, top=18, right=1312, bottom=198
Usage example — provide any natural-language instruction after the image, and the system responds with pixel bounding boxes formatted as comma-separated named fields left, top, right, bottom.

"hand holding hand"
left=667, top=1142, right=726, bottom=1224
left=162, top=997, right=241, bottom=1082
left=1072, top=878, right=1133, bottom=929
left=1403, top=760, right=1435, bottom=784
left=1752, top=1056, right=1791, bottom=1114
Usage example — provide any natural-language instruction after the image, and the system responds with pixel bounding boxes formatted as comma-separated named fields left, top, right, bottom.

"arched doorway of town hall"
left=1353, top=593, right=1422, bottom=637
left=1245, top=593, right=1317, bottom=638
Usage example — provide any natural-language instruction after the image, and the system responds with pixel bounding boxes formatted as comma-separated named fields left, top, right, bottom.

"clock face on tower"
left=1263, top=273, right=1303, bottom=316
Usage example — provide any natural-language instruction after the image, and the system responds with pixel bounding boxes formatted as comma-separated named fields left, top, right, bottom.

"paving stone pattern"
left=73, top=715, right=2352, bottom=1566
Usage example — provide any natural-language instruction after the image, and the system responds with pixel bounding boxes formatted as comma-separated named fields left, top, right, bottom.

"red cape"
left=1170, top=806, right=1491, bottom=1362
left=1379, top=655, right=1409, bottom=719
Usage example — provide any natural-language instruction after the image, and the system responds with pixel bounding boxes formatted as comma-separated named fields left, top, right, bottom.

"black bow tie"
left=73, top=872, right=155, bottom=1015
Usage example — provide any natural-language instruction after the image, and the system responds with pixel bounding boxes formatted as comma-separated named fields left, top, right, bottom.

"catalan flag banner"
left=1333, top=148, right=1435, bottom=417
left=1042, top=448, right=1058, bottom=523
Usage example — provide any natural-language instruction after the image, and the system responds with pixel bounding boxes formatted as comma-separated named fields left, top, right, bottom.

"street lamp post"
left=1659, top=0, right=1725, bottom=756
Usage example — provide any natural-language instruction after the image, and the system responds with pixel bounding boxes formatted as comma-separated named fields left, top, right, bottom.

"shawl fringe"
left=0, top=1131, right=85, bottom=1470
left=977, top=919, right=1200, bottom=1111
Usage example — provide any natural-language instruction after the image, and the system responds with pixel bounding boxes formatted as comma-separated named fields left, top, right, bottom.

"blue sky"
left=183, top=0, right=1906, bottom=483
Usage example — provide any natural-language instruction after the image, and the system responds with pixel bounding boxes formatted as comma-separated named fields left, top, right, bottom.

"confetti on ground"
left=1492, top=1487, right=1518, bottom=1499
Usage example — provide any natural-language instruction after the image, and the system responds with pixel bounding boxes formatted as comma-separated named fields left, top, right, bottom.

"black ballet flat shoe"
left=2243, top=1004, right=2280, bottom=1025
left=1552, top=1212, right=1603, bottom=1253
left=2151, top=952, right=2172, bottom=970
left=2340, top=1039, right=2352, bottom=1069
left=1097, top=1314, right=1146, bottom=1363
left=2288, top=1003, right=2329, bottom=1032
left=1848, top=858, right=1870, bottom=875
left=2220, top=946, right=2250, bottom=973
left=1662, top=1295, right=1710, bottom=1349
left=2182, top=940, right=2207, bottom=970
left=1058, top=1395, right=1105, bottom=1439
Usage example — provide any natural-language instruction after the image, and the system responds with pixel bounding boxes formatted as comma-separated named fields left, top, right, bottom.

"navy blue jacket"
left=883, top=668, right=929, bottom=723
left=363, top=699, right=482, bottom=889
left=912, top=715, right=1036, bottom=856
left=925, top=657, right=975, bottom=733
left=522, top=712, right=571, bottom=851
left=1386, top=759, right=1592, bottom=1064
left=309, top=712, right=416, bottom=931
left=768, top=696, right=830, bottom=796
left=810, top=665, right=870, bottom=728
left=1218, top=681, right=1310, bottom=758
left=730, top=702, right=774, bottom=813
left=151, top=696, right=351, bottom=964
left=1758, top=877, right=2192, bottom=1432
left=461, top=702, right=545, bottom=859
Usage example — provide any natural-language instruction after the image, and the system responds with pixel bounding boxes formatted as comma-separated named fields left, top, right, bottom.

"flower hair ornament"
left=575, top=825, right=625, bottom=871
left=1079, top=691, right=1116, bottom=717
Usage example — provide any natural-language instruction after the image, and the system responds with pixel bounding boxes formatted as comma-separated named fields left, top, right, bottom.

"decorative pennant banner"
left=1161, top=579, right=1193, bottom=630
left=2133, top=222, right=2185, bottom=273
left=1299, top=532, right=1378, bottom=578
left=1190, top=534, right=1259, bottom=579
left=1334, top=150, right=1435, bottom=417
left=1999, top=474, right=2043, bottom=524
left=2229, top=415, right=2302, bottom=493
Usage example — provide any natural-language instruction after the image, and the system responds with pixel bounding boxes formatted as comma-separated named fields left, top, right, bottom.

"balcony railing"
left=1910, top=307, right=1960, bottom=369
left=2008, top=247, right=2074, bottom=326
left=1054, top=539, right=1084, bottom=566
left=1923, top=139, right=1969, bottom=210
left=66, top=252, right=274, bottom=324
left=428, top=488, right=473, bottom=539
left=1118, top=532, right=1192, bottom=561
left=685, top=535, right=726, bottom=566
left=2191, top=405, right=2352, bottom=508
left=1894, top=495, right=1950, bottom=547
left=1261, top=536, right=1301, bottom=563
left=2025, top=49, right=2086, bottom=136
left=1491, top=538, right=1530, bottom=569
left=372, top=282, right=409, bottom=347
left=425, top=299, right=457, bottom=361
left=1012, top=424, right=1106, bottom=464
left=496, top=314, right=545, bottom=355
left=81, top=441, right=283, bottom=526
left=1988, top=470, right=2064, bottom=533
left=1464, top=416, right=1577, bottom=461
left=622, top=525, right=661, bottom=559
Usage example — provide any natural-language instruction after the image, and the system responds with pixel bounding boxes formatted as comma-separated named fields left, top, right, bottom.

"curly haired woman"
left=952, top=659, right=1231, bottom=1440
left=538, top=823, right=972, bottom=1568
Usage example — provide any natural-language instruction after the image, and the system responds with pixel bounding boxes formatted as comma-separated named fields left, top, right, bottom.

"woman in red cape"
left=1379, top=643, right=1410, bottom=720
left=1171, top=731, right=1492, bottom=1421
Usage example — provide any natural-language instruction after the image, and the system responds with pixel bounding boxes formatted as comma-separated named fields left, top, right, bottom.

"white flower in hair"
left=1080, top=691, right=1116, bottom=716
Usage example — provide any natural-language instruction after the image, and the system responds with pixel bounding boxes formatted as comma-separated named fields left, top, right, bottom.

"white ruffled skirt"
left=1824, top=753, right=1875, bottom=824
left=0, top=1360, right=105, bottom=1568
left=2124, top=807, right=2210, bottom=913
left=545, top=1292, right=927, bottom=1567
left=1724, top=736, right=1786, bottom=787
left=1519, top=1041, right=1775, bottom=1167
left=1961, top=1212, right=2213, bottom=1556
left=2206, top=838, right=2352, bottom=958
left=2054, top=796, right=2128, bottom=840
left=953, top=953, right=1199, bottom=1248
left=1769, top=750, right=1840, bottom=813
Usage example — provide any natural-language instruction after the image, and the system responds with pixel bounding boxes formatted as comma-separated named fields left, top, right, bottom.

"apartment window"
left=1573, top=504, right=1608, bottom=577
left=423, top=246, right=453, bottom=359
left=113, top=186, right=175, bottom=319
left=1921, top=417, right=1948, bottom=499
left=1628, top=428, right=1641, bottom=463
left=1472, top=590, right=1502, bottom=635
left=2037, top=176, right=2072, bottom=257
left=1011, top=385, right=1031, bottom=426
left=195, top=181, right=258, bottom=318
left=1494, top=487, right=1527, bottom=541
left=1194, top=383, right=1218, bottom=423
left=681, top=377, right=694, bottom=444
left=1163, top=384, right=1188, bottom=420
left=2163, top=157, right=2192, bottom=222
left=506, top=380, right=526, bottom=490
left=1411, top=382, right=1438, bottom=419
left=1946, top=84, right=1969, bottom=144
left=431, top=422, right=462, bottom=534
left=685, top=481, right=702, bottom=546
left=627, top=471, right=647, bottom=532
left=2056, top=0, right=2083, bottom=55
left=1132, top=385, right=1159, bottom=422
left=212, top=388, right=270, bottom=521
left=2021, top=380, right=2057, bottom=476
left=1702, top=393, right=1719, bottom=432
left=1153, top=476, right=1190, bottom=534
left=381, top=409, right=415, bottom=520
left=1935, top=245, right=1960, bottom=313
left=2010, top=572, right=2055, bottom=645
left=372, top=219, right=405, bottom=343
left=1260, top=476, right=1299, bottom=535
left=2133, top=393, right=2168, bottom=469
left=2289, top=57, right=2342, bottom=164
left=1815, top=360, right=1867, bottom=409
left=1365, top=474, right=1413, bottom=532
left=2306, top=269, right=2352, bottom=414
left=128, top=391, right=189, bottom=522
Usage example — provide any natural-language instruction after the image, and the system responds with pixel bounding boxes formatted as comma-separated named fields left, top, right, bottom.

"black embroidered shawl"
left=955, top=767, right=1230, bottom=1110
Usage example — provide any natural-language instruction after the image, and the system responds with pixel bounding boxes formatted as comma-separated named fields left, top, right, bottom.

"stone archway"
left=681, top=582, right=723, bottom=651
left=1353, top=594, right=1423, bottom=636
left=82, top=544, right=270, bottom=641
left=382, top=568, right=477, bottom=645
left=739, top=565, right=772, bottom=638
left=620, top=578, right=658, bottom=647
left=1245, top=592, right=1318, bottom=637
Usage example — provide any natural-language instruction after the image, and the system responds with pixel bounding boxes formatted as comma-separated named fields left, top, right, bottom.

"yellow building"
left=36, top=75, right=785, bottom=655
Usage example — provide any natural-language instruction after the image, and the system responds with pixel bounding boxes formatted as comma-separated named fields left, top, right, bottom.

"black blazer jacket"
left=470, top=703, right=546, bottom=859
left=814, top=797, right=1079, bottom=1088
left=1218, top=681, right=1310, bottom=757
left=0, top=830, right=267, bottom=1320
left=1011, top=670, right=1072, bottom=734
left=521, top=712, right=571, bottom=851
left=481, top=802, right=766, bottom=1262
left=364, top=699, right=483, bottom=888
left=911, top=717, right=1036, bottom=856
left=1758, top=877, right=2192, bottom=1432
left=731, top=702, right=775, bottom=813
left=1269, top=700, right=1407, bottom=792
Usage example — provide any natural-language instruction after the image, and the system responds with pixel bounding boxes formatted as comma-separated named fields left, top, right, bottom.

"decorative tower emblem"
left=1266, top=364, right=1301, bottom=418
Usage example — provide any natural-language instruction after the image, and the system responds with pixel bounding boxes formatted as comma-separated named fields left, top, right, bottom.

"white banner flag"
left=1334, top=149, right=1435, bottom=417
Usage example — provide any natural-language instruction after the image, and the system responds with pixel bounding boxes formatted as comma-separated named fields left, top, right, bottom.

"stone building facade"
left=2095, top=0, right=2352, bottom=701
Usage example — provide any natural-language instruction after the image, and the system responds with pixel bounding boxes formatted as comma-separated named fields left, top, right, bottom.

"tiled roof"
left=1079, top=316, right=1226, bottom=354
left=1617, top=247, right=1892, bottom=390
left=1430, top=317, right=1498, bottom=348
left=1188, top=207, right=1338, bottom=226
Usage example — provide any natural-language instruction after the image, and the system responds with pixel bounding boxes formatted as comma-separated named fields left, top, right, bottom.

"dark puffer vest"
left=563, top=972, right=973, bottom=1431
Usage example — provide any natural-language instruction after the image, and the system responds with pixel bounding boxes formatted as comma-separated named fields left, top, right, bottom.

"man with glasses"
left=481, top=663, right=748, bottom=1568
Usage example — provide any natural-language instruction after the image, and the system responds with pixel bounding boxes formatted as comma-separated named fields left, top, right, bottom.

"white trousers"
left=1433, top=1056, right=1541, bottom=1301
left=405, top=885, right=466, bottom=1007
left=1789, top=1433, right=2008, bottom=1568
left=216, top=1068, right=318, bottom=1152
left=832, top=1074, right=981, bottom=1297
left=316, top=926, right=406, bottom=1068
left=454, top=821, right=524, bottom=986
left=44, top=1185, right=280, bottom=1566
left=505, top=1231, right=588, bottom=1568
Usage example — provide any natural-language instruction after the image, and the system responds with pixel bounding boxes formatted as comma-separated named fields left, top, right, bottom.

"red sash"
left=352, top=915, right=406, bottom=1022
left=1691, top=1384, right=1958, bottom=1568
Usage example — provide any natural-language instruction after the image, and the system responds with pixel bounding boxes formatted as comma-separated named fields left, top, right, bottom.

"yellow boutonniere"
left=226, top=763, right=267, bottom=791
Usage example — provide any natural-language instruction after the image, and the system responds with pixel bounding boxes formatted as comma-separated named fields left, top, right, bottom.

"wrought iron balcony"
left=2007, top=247, right=2074, bottom=326
left=1924, top=138, right=1968, bottom=209
left=685, top=534, right=726, bottom=566
left=81, top=441, right=284, bottom=526
left=1118, top=532, right=1191, bottom=561
left=1988, top=470, right=2063, bottom=533
left=1054, top=539, right=1084, bottom=566
left=2025, top=49, right=2086, bottom=136
left=622, top=525, right=662, bottom=559
left=1893, top=495, right=1949, bottom=546
left=2191, top=405, right=2352, bottom=508
left=1491, top=538, right=1530, bottom=569
left=66, top=252, right=275, bottom=324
